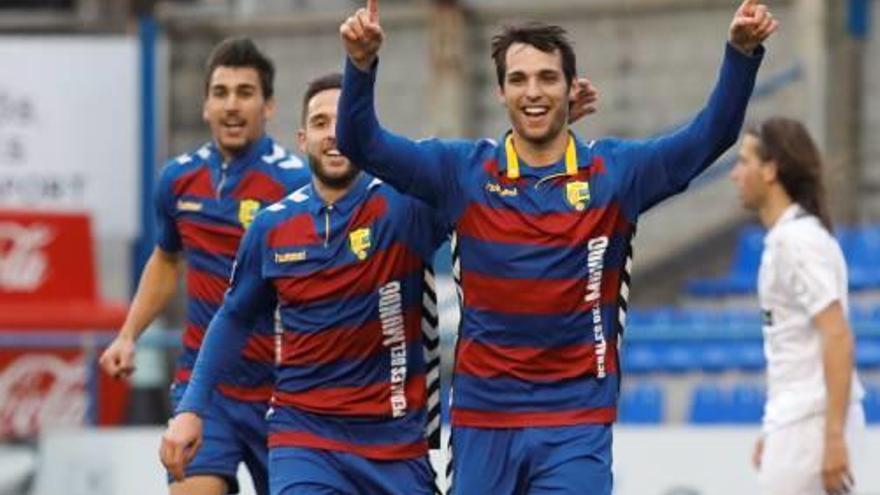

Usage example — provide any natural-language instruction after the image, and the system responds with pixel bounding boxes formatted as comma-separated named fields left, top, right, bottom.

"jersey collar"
left=498, top=131, right=589, bottom=179
left=307, top=172, right=371, bottom=216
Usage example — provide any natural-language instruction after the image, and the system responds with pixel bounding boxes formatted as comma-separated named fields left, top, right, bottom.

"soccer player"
left=730, top=117, right=865, bottom=495
left=159, top=73, right=447, bottom=495
left=337, top=0, right=777, bottom=493
left=99, top=37, right=310, bottom=495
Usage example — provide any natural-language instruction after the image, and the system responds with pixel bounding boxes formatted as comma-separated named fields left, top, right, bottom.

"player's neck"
left=759, top=188, right=794, bottom=229
left=313, top=175, right=359, bottom=206
left=511, top=127, right=570, bottom=167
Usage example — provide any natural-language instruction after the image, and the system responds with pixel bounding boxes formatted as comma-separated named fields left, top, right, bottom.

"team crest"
left=565, top=181, right=590, bottom=211
left=238, top=199, right=261, bottom=229
left=349, top=228, right=371, bottom=261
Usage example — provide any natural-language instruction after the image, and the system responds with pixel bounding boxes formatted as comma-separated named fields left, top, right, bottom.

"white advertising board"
left=31, top=426, right=880, bottom=495
left=0, top=37, right=139, bottom=238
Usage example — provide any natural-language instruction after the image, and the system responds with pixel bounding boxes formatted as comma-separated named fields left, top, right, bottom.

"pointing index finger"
left=367, top=0, right=379, bottom=22
left=739, top=0, right=758, bottom=15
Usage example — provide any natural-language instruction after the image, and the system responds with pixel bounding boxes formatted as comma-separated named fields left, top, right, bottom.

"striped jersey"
left=177, top=173, right=447, bottom=459
left=156, top=135, right=309, bottom=402
left=338, top=43, right=764, bottom=428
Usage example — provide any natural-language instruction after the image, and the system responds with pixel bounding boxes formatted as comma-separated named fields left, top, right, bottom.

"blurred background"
left=0, top=0, right=879, bottom=494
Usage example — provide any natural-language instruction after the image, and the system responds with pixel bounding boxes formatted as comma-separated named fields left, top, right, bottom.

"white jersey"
left=758, top=204, right=864, bottom=433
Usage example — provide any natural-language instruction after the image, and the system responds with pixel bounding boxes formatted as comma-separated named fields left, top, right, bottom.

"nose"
left=223, top=93, right=241, bottom=112
left=525, top=77, right=542, bottom=100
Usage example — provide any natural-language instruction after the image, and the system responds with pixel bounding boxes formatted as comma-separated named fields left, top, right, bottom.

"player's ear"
left=496, top=84, right=506, bottom=105
left=202, top=99, right=210, bottom=123
left=762, top=159, right=779, bottom=184
left=296, top=128, right=307, bottom=154
left=263, top=97, right=277, bottom=121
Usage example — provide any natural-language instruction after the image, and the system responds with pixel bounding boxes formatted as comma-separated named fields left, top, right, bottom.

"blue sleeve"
left=614, top=43, right=764, bottom=214
left=155, top=165, right=182, bottom=253
left=337, top=57, right=474, bottom=219
left=175, top=216, right=278, bottom=416
left=405, top=196, right=451, bottom=259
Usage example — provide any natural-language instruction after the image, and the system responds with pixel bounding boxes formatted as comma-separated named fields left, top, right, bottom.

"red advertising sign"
left=0, top=210, right=129, bottom=437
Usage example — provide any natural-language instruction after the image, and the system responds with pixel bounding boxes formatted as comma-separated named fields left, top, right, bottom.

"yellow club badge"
left=349, top=227, right=371, bottom=261
left=238, top=199, right=261, bottom=229
left=565, top=181, right=590, bottom=211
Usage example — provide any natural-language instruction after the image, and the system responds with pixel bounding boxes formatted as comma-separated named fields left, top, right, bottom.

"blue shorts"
left=168, top=382, right=269, bottom=495
left=269, top=446, right=437, bottom=495
left=450, top=424, right=613, bottom=495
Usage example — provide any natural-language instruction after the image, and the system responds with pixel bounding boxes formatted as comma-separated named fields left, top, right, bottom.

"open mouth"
left=521, top=105, right=550, bottom=124
left=221, top=120, right=246, bottom=133
left=324, top=149, right=342, bottom=158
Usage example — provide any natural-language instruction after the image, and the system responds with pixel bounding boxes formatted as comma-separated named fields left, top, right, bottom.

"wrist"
left=117, top=328, right=138, bottom=343
left=349, top=55, right=376, bottom=73
left=729, top=41, right=756, bottom=56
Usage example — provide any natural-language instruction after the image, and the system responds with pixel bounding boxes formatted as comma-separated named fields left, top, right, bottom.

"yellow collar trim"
left=504, top=133, right=578, bottom=180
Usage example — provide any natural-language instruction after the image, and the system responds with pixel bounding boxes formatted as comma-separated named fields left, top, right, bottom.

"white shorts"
left=759, top=403, right=866, bottom=495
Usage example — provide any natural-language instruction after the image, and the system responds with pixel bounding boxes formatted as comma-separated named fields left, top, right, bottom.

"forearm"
left=823, top=331, right=854, bottom=437
left=119, top=248, right=181, bottom=341
left=663, top=43, right=763, bottom=185
left=338, top=58, right=411, bottom=184
left=176, top=305, right=253, bottom=416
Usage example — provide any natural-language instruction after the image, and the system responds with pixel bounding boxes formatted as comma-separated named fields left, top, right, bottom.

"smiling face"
left=298, top=87, right=358, bottom=189
left=498, top=43, right=576, bottom=148
left=203, top=66, right=274, bottom=160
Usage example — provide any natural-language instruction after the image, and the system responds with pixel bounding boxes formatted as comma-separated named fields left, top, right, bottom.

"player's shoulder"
left=773, top=214, right=837, bottom=258
left=248, top=185, right=310, bottom=240
left=157, top=143, right=213, bottom=194
left=163, top=143, right=212, bottom=174
left=260, top=141, right=308, bottom=170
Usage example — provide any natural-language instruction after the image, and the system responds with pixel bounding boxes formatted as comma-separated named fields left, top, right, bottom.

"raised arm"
left=337, top=0, right=472, bottom=211
left=617, top=0, right=777, bottom=213
left=159, top=218, right=276, bottom=481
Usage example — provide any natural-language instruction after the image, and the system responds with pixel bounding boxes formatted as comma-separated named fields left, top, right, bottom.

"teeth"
left=523, top=107, right=548, bottom=116
left=325, top=150, right=342, bottom=156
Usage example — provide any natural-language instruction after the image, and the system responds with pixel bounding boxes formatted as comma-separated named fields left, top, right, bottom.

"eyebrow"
left=210, top=82, right=258, bottom=91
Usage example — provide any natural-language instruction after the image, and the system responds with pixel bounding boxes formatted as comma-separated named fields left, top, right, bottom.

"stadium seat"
left=689, top=383, right=729, bottom=424
left=618, top=382, right=664, bottom=424
left=621, top=343, right=664, bottom=375
left=844, top=225, right=880, bottom=291
left=729, top=383, right=765, bottom=423
left=732, top=341, right=766, bottom=371
left=686, top=226, right=764, bottom=297
left=856, top=339, right=880, bottom=370
left=864, top=383, right=880, bottom=424
left=661, top=343, right=699, bottom=373
left=698, top=342, right=737, bottom=373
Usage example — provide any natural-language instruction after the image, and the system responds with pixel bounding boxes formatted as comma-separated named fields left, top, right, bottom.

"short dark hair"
left=204, top=37, right=275, bottom=99
left=301, top=72, right=343, bottom=124
left=491, top=22, right=577, bottom=88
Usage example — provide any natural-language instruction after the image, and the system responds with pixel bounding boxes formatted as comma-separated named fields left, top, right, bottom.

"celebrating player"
left=730, top=117, right=865, bottom=495
left=337, top=0, right=777, bottom=492
left=160, top=73, right=446, bottom=495
left=100, top=37, right=309, bottom=495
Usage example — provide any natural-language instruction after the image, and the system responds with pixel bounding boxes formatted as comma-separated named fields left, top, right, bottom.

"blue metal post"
left=133, top=16, right=158, bottom=293
left=848, top=0, right=870, bottom=39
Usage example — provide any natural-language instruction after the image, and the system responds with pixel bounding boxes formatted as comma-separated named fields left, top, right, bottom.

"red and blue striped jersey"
left=155, top=135, right=309, bottom=402
left=177, top=174, right=447, bottom=459
left=338, top=43, right=764, bottom=428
